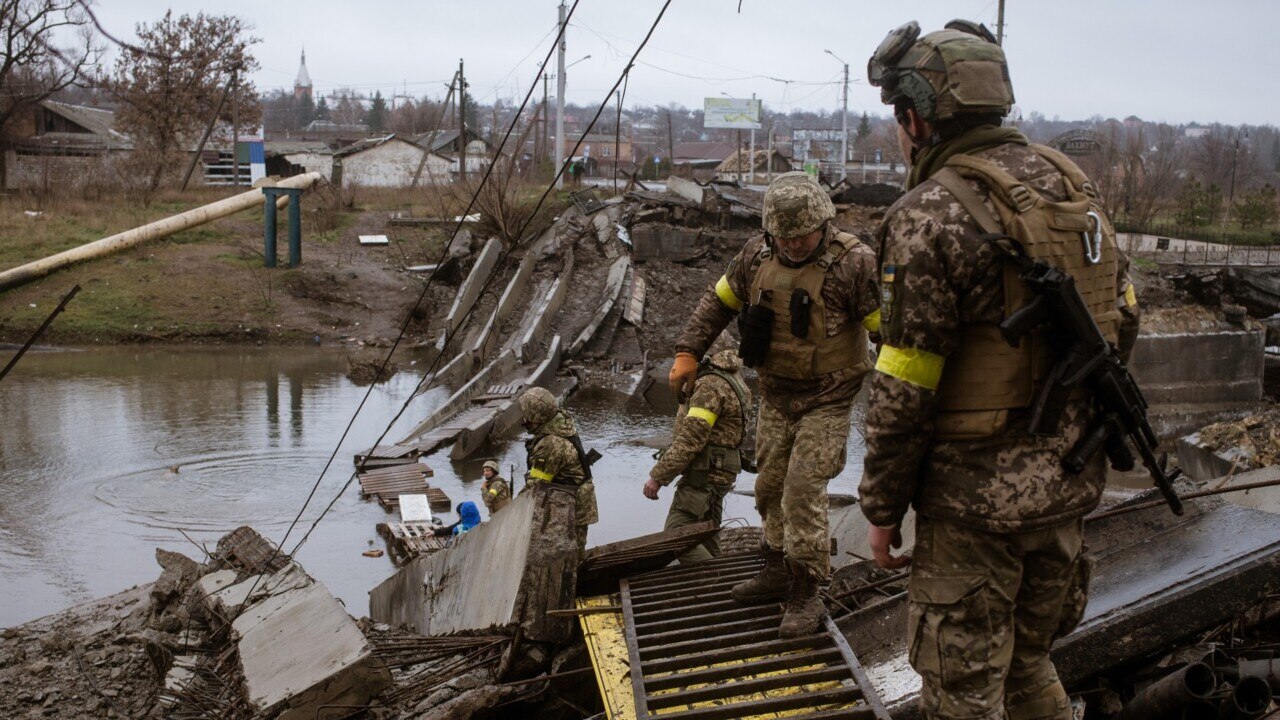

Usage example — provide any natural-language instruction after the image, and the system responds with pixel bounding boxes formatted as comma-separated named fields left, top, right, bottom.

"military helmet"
left=518, top=387, right=559, bottom=428
left=481, top=459, right=500, bottom=473
left=867, top=19, right=1014, bottom=123
left=762, top=172, right=836, bottom=238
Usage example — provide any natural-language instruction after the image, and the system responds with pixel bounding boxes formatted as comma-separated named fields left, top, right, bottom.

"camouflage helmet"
left=518, top=387, right=559, bottom=428
left=762, top=172, right=836, bottom=238
left=481, top=459, right=500, bottom=474
left=867, top=20, right=1014, bottom=123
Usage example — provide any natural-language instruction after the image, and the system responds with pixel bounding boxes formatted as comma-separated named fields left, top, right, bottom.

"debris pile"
left=1194, top=408, right=1280, bottom=470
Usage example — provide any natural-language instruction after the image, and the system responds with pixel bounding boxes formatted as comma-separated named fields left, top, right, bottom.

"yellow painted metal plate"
left=580, top=593, right=856, bottom=719
left=579, top=594, right=636, bottom=720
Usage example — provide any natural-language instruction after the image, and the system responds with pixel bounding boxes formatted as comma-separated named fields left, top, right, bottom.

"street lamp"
left=824, top=49, right=850, bottom=182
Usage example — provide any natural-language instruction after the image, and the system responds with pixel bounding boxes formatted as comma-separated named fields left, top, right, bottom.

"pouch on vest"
left=738, top=302, right=774, bottom=368
left=928, top=145, right=1120, bottom=441
left=790, top=289, right=812, bottom=338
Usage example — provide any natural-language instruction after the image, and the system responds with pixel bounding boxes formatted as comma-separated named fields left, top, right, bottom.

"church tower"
left=293, top=48, right=313, bottom=102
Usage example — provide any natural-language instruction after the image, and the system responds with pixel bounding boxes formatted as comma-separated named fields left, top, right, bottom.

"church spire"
left=294, top=47, right=312, bottom=101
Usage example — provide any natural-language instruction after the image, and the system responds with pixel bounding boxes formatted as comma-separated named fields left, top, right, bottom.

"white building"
left=331, top=135, right=453, bottom=187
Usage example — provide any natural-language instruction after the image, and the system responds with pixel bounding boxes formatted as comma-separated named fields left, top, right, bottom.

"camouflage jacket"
left=481, top=476, right=511, bottom=514
left=649, top=354, right=752, bottom=488
left=859, top=140, right=1141, bottom=534
left=525, top=411, right=598, bottom=526
left=675, top=225, right=880, bottom=416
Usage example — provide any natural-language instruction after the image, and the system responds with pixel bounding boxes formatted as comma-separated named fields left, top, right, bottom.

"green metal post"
left=263, top=190, right=278, bottom=268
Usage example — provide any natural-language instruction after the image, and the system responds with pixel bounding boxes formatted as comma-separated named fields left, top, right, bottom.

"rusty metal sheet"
left=577, top=522, right=718, bottom=596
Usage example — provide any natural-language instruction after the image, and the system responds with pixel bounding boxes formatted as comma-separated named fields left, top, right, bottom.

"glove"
left=668, top=352, right=698, bottom=403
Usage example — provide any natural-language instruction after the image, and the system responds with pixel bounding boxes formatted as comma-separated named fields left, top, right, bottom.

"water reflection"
left=0, top=349, right=870, bottom=628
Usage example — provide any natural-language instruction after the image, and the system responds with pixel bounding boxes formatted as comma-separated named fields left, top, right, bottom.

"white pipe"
left=0, top=173, right=323, bottom=292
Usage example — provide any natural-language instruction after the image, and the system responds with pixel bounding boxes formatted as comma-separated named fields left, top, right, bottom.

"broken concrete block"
left=195, top=569, right=238, bottom=599
left=370, top=483, right=579, bottom=643
left=229, top=563, right=390, bottom=719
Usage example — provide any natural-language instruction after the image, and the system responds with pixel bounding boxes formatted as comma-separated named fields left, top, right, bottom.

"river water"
left=0, top=347, right=871, bottom=628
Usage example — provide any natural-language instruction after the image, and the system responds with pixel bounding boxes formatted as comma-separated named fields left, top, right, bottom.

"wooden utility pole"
left=410, top=72, right=458, bottom=188
left=231, top=69, right=240, bottom=187
left=996, top=0, right=1006, bottom=45
left=458, top=58, right=467, bottom=183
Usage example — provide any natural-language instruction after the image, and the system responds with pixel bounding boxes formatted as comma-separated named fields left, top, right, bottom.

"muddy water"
left=0, top=348, right=870, bottom=628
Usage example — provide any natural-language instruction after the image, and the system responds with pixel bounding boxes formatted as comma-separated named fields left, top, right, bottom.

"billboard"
left=704, top=97, right=761, bottom=130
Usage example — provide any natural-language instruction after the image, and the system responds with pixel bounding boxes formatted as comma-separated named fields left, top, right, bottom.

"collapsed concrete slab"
left=231, top=573, right=389, bottom=718
left=369, top=483, right=579, bottom=643
left=198, top=556, right=390, bottom=719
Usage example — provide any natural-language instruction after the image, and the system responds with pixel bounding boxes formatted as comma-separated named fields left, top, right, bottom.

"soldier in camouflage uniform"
left=644, top=349, right=752, bottom=564
left=479, top=460, right=511, bottom=516
left=859, top=21, right=1141, bottom=720
left=518, top=387, right=598, bottom=558
left=670, top=172, right=881, bottom=637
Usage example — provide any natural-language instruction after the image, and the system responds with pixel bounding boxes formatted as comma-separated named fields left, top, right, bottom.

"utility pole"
left=555, top=0, right=567, bottom=188
left=666, top=110, right=675, bottom=180
left=231, top=69, right=240, bottom=186
left=825, top=50, right=850, bottom=182
left=542, top=73, right=550, bottom=167
left=1225, top=130, right=1247, bottom=229
left=749, top=93, right=756, bottom=185
left=458, top=58, right=467, bottom=184
left=613, top=88, right=622, bottom=192
left=996, top=0, right=1006, bottom=45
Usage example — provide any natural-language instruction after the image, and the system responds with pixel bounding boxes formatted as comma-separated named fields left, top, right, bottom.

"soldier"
left=669, top=171, right=881, bottom=637
left=643, top=349, right=752, bottom=564
left=859, top=20, right=1141, bottom=720
left=517, top=387, right=598, bottom=558
left=479, top=460, right=510, bottom=516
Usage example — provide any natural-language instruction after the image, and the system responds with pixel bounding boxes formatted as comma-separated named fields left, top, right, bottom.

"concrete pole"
left=749, top=93, right=756, bottom=185
left=542, top=73, right=549, bottom=167
left=555, top=1, right=567, bottom=189
left=459, top=58, right=467, bottom=184
left=840, top=62, right=849, bottom=182
left=997, top=0, right=1006, bottom=45
left=232, top=69, right=240, bottom=187
left=0, top=173, right=323, bottom=292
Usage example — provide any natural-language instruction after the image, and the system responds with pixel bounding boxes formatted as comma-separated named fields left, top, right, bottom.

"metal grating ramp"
left=614, top=553, right=890, bottom=720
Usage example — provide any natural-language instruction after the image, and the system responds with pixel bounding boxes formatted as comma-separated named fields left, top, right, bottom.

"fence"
left=1118, top=232, right=1280, bottom=268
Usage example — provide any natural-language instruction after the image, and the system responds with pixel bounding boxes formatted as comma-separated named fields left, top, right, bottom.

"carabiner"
left=1082, top=211, right=1103, bottom=265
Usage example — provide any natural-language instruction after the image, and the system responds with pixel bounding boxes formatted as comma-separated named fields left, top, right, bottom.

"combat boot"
left=730, top=545, right=791, bottom=604
left=778, top=560, right=827, bottom=638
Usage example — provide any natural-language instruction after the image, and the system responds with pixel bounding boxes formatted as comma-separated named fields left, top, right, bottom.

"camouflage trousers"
left=755, top=399, right=851, bottom=579
left=663, top=472, right=734, bottom=564
left=908, top=516, right=1089, bottom=720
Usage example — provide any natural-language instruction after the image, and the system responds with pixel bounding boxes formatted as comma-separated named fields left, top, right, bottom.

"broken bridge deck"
left=580, top=552, right=891, bottom=720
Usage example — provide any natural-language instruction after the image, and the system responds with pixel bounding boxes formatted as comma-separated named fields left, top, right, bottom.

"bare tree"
left=0, top=0, right=103, bottom=186
left=110, top=10, right=259, bottom=196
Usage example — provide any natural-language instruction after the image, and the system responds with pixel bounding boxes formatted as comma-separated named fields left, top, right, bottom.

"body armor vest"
left=930, top=144, right=1120, bottom=440
left=749, top=231, right=872, bottom=381
left=683, top=366, right=751, bottom=485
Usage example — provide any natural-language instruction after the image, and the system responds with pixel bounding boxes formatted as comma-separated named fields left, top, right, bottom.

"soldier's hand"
left=668, top=352, right=699, bottom=403
left=643, top=478, right=662, bottom=500
left=869, top=524, right=911, bottom=570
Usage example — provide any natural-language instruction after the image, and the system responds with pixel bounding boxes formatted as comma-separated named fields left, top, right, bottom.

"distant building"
left=791, top=129, right=848, bottom=170
left=1184, top=126, right=1211, bottom=139
left=413, top=128, right=492, bottom=175
left=713, top=148, right=791, bottom=181
left=331, top=135, right=453, bottom=187
left=671, top=141, right=737, bottom=180
left=558, top=132, right=633, bottom=176
left=3, top=100, right=132, bottom=191
left=294, top=49, right=312, bottom=102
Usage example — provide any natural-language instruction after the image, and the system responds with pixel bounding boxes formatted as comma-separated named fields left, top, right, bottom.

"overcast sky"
left=90, top=1, right=1278, bottom=126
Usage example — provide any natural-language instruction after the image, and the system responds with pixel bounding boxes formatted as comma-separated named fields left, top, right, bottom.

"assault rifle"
left=994, top=239, right=1185, bottom=515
